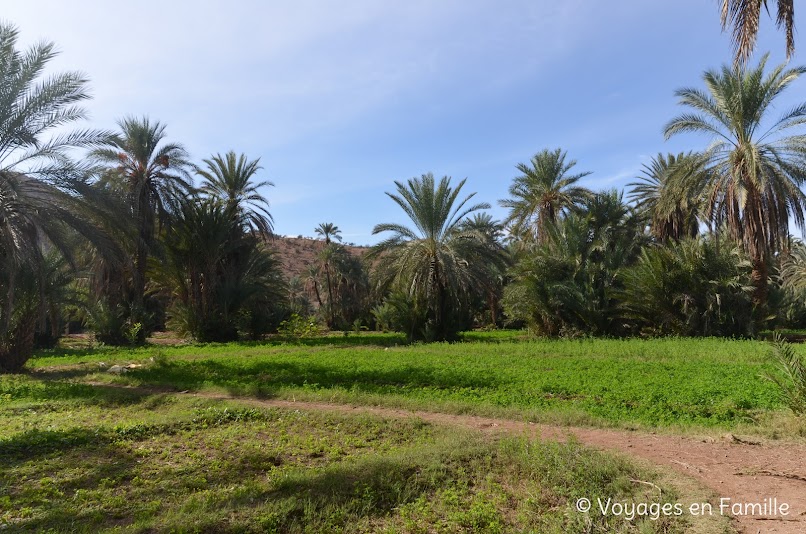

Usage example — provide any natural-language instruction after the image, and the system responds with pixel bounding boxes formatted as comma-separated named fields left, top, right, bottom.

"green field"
left=3, top=332, right=796, bottom=532
left=17, top=332, right=802, bottom=433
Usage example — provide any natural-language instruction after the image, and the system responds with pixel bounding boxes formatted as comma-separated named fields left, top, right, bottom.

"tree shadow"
left=153, top=450, right=458, bottom=532
left=2, top=375, right=160, bottom=407
left=1, top=417, right=458, bottom=532
left=2, top=437, right=140, bottom=532
left=129, top=358, right=501, bottom=398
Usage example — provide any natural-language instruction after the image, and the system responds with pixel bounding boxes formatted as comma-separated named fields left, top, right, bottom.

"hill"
left=268, top=236, right=368, bottom=282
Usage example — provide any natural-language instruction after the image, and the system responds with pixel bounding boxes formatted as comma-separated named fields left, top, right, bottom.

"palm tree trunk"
left=324, top=262, right=335, bottom=327
left=746, top=188, right=769, bottom=309
left=2, top=269, right=14, bottom=336
left=312, top=281, right=323, bottom=308
left=750, top=253, right=769, bottom=307
left=488, top=290, right=497, bottom=326
left=0, top=310, right=36, bottom=373
left=134, top=192, right=153, bottom=317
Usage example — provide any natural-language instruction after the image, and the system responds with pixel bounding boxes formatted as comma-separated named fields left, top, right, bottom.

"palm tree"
left=0, top=22, right=110, bottom=371
left=503, top=190, right=644, bottom=336
left=621, top=237, right=754, bottom=336
left=91, top=116, right=191, bottom=317
left=627, top=152, right=704, bottom=242
left=721, top=0, right=795, bottom=65
left=197, top=151, right=274, bottom=236
left=315, top=222, right=342, bottom=244
left=156, top=196, right=285, bottom=341
left=304, top=264, right=324, bottom=308
left=369, top=173, right=505, bottom=340
left=664, top=55, right=806, bottom=307
left=499, top=148, right=592, bottom=242
left=287, top=275, right=312, bottom=316
left=314, top=222, right=342, bottom=326
left=459, top=213, right=509, bottom=326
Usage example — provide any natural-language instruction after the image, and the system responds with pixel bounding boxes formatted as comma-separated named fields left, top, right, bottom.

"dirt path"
left=229, top=397, right=806, bottom=533
left=99, top=384, right=806, bottom=533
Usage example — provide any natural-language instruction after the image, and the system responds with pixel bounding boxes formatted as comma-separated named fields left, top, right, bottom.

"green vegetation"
left=721, top=0, right=795, bottom=65
left=0, top=379, right=688, bottom=533
left=664, top=55, right=806, bottom=308
left=20, top=334, right=798, bottom=432
left=766, top=336, right=806, bottom=414
left=2, top=11, right=804, bottom=534
left=369, top=173, right=508, bottom=341
left=5, top=20, right=806, bottom=369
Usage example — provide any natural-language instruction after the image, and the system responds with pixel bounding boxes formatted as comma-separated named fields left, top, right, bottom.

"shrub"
left=766, top=336, right=806, bottom=414
left=278, top=314, right=320, bottom=340
left=620, top=237, right=755, bottom=336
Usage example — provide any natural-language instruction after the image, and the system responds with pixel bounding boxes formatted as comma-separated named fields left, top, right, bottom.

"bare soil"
left=267, top=235, right=367, bottom=281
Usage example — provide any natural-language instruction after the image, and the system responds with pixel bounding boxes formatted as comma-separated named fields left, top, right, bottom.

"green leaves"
left=198, top=151, right=274, bottom=237
left=0, top=22, right=114, bottom=371
left=665, top=55, right=806, bottom=306
left=499, top=148, right=592, bottom=243
left=766, top=335, right=806, bottom=414
left=371, top=174, right=504, bottom=340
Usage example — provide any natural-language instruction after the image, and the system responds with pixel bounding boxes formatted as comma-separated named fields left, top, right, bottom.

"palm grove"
left=4, top=16, right=806, bottom=372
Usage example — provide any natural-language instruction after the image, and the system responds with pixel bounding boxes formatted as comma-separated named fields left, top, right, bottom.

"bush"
left=766, top=336, right=806, bottom=414
left=371, top=292, right=427, bottom=341
left=278, top=314, right=320, bottom=340
left=620, top=237, right=756, bottom=337
left=86, top=299, right=150, bottom=346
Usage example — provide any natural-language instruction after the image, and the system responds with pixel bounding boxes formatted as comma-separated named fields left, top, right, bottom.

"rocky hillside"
left=267, top=236, right=368, bottom=281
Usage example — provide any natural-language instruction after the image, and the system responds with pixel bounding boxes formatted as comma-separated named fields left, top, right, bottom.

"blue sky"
left=5, top=1, right=803, bottom=244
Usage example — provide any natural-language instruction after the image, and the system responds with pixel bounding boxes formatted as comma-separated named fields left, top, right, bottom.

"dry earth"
left=267, top=235, right=367, bottom=281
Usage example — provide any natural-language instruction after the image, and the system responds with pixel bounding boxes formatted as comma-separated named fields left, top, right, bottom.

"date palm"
left=721, top=0, right=795, bottom=66
left=314, top=222, right=342, bottom=326
left=369, top=173, right=505, bottom=340
left=91, top=116, right=191, bottom=314
left=197, top=151, right=274, bottom=236
left=664, top=55, right=806, bottom=307
left=0, top=22, right=110, bottom=371
left=627, top=152, right=704, bottom=242
left=157, top=196, right=284, bottom=341
left=315, top=222, right=342, bottom=244
left=499, top=148, right=592, bottom=242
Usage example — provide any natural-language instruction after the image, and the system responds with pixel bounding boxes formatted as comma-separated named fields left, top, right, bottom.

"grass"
left=0, top=380, right=697, bottom=533
left=22, top=332, right=802, bottom=434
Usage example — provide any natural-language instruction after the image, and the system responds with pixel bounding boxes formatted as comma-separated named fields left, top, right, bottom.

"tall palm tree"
left=721, top=0, right=795, bottom=66
left=304, top=264, right=324, bottom=308
left=664, top=55, right=806, bottom=307
left=499, top=148, right=592, bottom=242
left=369, top=173, right=505, bottom=340
left=459, top=213, right=509, bottom=326
left=197, top=151, right=274, bottom=236
left=0, top=22, right=110, bottom=371
left=314, top=222, right=342, bottom=326
left=627, top=152, right=704, bottom=242
left=91, top=116, right=191, bottom=315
